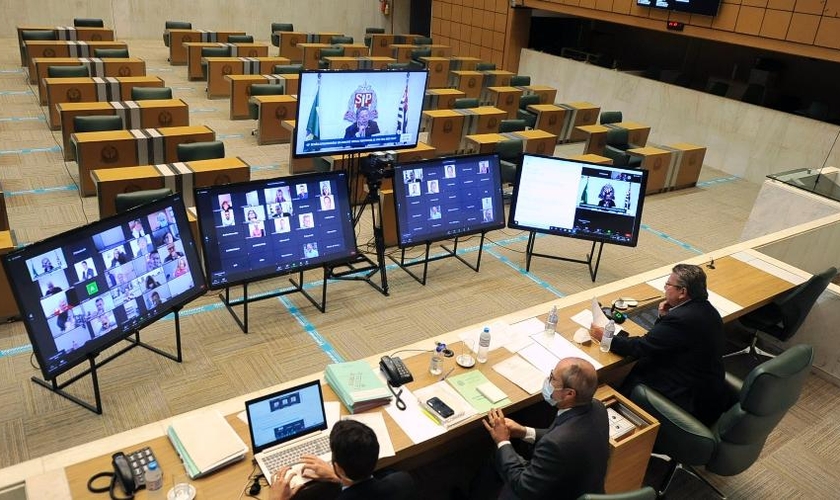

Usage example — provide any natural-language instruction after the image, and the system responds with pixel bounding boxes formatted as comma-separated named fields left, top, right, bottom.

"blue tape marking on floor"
left=7, top=185, right=77, bottom=196
left=484, top=246, right=565, bottom=297
left=0, top=145, right=61, bottom=155
left=189, top=108, right=217, bottom=113
left=249, top=164, right=281, bottom=172
left=696, top=176, right=740, bottom=187
left=217, top=134, right=243, bottom=140
left=0, top=345, right=33, bottom=358
left=279, top=296, right=345, bottom=363
left=641, top=224, right=704, bottom=254
left=0, top=90, right=33, bottom=95
left=0, top=69, right=24, bottom=74
left=0, top=116, right=45, bottom=122
left=147, top=68, right=173, bottom=72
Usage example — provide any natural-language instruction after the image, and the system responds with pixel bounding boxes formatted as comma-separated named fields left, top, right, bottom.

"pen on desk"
left=440, top=367, right=454, bottom=381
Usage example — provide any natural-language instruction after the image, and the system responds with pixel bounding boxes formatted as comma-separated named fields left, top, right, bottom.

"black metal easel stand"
left=390, top=232, right=487, bottom=285
left=524, top=231, right=605, bottom=282
left=220, top=268, right=328, bottom=333
left=30, top=308, right=185, bottom=415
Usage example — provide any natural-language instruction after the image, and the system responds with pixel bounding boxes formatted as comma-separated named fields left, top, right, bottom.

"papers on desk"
left=167, top=410, right=248, bottom=479
left=570, top=298, right=624, bottom=334
left=459, top=320, right=512, bottom=353
left=493, top=355, right=545, bottom=394
left=414, top=381, right=477, bottom=428
left=385, top=386, right=446, bottom=444
left=446, top=370, right=511, bottom=413
left=646, top=275, right=743, bottom=318
left=342, top=412, right=395, bottom=459
left=505, top=318, right=545, bottom=352
left=531, top=331, right=603, bottom=370
left=518, top=342, right=559, bottom=374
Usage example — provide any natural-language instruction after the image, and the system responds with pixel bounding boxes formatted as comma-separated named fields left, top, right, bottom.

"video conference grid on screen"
left=392, top=153, right=506, bottom=247
left=3, top=195, right=205, bottom=380
left=292, top=69, right=429, bottom=158
left=194, top=171, right=358, bottom=289
left=510, top=155, right=648, bottom=247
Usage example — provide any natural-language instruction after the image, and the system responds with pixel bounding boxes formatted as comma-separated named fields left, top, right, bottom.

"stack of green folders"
left=325, top=360, right=392, bottom=414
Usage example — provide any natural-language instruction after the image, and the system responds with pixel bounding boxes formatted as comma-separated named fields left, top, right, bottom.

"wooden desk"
left=578, top=124, right=610, bottom=155
left=71, top=125, right=215, bottom=196
left=427, top=44, right=452, bottom=58
left=423, top=88, right=466, bottom=110
left=481, top=70, right=515, bottom=88
left=18, top=26, right=114, bottom=66
left=419, top=56, right=451, bottom=88
left=165, top=29, right=246, bottom=65
left=527, top=104, right=567, bottom=140
left=58, top=99, right=190, bottom=160
left=567, top=153, right=613, bottom=165
left=448, top=56, right=481, bottom=71
left=627, top=146, right=673, bottom=195
left=299, top=43, right=368, bottom=69
left=23, top=40, right=128, bottom=77
left=44, top=76, right=166, bottom=130
left=421, top=110, right=464, bottom=155
left=92, top=157, right=251, bottom=217
left=450, top=70, right=484, bottom=99
left=464, top=129, right=558, bottom=156
left=482, top=86, right=522, bottom=119
left=250, top=95, right=298, bottom=145
left=612, top=122, right=651, bottom=149
left=183, top=43, right=269, bottom=80
left=515, top=85, right=558, bottom=105
left=280, top=120, right=314, bottom=174
left=558, top=102, right=601, bottom=142
left=0, top=230, right=18, bottom=321
left=367, top=33, right=422, bottom=56
left=661, top=143, right=706, bottom=191
left=323, top=56, right=395, bottom=70
left=389, top=43, right=419, bottom=63
left=204, top=57, right=290, bottom=98
left=226, top=74, right=299, bottom=120
left=275, top=32, right=342, bottom=61
left=34, top=57, right=147, bottom=105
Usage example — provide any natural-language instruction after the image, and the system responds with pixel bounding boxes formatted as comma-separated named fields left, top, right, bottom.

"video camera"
left=360, top=151, right=396, bottom=184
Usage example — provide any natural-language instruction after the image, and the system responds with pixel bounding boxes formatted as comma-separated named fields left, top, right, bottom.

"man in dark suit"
left=590, top=263, right=726, bottom=425
left=477, top=357, right=609, bottom=500
left=269, top=419, right=416, bottom=500
left=344, top=107, right=380, bottom=139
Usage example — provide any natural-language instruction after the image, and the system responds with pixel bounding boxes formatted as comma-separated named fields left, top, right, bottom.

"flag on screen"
left=305, top=75, right=320, bottom=150
left=625, top=183, right=631, bottom=210
left=580, top=177, right=588, bottom=204
left=397, top=73, right=409, bottom=134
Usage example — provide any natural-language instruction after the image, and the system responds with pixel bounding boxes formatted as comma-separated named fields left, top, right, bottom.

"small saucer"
left=456, top=354, right=476, bottom=368
left=167, top=484, right=196, bottom=500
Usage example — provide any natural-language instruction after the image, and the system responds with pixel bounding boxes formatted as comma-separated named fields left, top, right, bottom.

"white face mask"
left=542, top=377, right=557, bottom=406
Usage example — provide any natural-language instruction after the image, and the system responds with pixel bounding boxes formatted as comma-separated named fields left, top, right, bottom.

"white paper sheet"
left=342, top=412, right=395, bottom=458
left=505, top=318, right=545, bottom=352
left=518, top=342, right=560, bottom=374
left=531, top=332, right=603, bottom=369
left=384, top=386, right=446, bottom=444
left=459, top=320, right=512, bottom=353
left=492, top=354, right=545, bottom=394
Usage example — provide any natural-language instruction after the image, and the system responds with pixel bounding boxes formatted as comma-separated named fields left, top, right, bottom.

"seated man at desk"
left=590, top=263, right=727, bottom=425
left=344, top=107, right=380, bottom=139
left=270, top=419, right=416, bottom=500
left=473, top=357, right=609, bottom=500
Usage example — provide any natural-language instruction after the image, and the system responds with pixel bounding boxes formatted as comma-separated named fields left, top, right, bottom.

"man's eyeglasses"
left=664, top=282, right=685, bottom=290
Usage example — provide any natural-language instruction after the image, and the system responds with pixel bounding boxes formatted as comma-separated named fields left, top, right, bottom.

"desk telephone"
left=380, top=355, right=413, bottom=386
left=87, top=447, right=157, bottom=499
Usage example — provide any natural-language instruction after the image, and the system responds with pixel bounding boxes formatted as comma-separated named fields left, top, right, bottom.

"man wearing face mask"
left=476, top=357, right=609, bottom=500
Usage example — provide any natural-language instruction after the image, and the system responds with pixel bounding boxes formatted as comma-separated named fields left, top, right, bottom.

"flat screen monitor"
left=509, top=154, right=648, bottom=247
left=392, top=153, right=506, bottom=248
left=2, top=194, right=207, bottom=381
left=292, top=69, right=429, bottom=158
left=636, top=0, right=721, bottom=16
left=194, top=171, right=358, bottom=289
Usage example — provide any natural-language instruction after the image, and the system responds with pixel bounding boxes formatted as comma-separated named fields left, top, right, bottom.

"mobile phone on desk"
left=426, top=397, right=455, bottom=419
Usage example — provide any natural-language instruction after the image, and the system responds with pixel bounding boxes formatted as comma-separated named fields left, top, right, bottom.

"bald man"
left=479, top=358, right=609, bottom=500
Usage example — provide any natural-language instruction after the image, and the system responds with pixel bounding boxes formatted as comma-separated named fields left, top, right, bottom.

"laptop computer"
left=245, top=380, right=332, bottom=484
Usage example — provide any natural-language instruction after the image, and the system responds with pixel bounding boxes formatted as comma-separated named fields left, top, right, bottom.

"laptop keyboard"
left=262, top=435, right=331, bottom=474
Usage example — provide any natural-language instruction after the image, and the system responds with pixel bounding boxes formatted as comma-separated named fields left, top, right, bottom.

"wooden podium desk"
left=613, top=122, right=651, bottom=149
left=165, top=29, right=246, bottom=65
left=482, top=86, right=522, bottom=119
left=515, top=85, right=558, bottom=105
left=280, top=120, right=313, bottom=174
left=427, top=44, right=452, bottom=58
left=527, top=104, right=568, bottom=140
left=58, top=99, right=190, bottom=160
left=464, top=130, right=558, bottom=156
left=92, top=157, right=251, bottom=217
left=627, top=147, right=673, bottom=195
left=578, top=124, right=610, bottom=155
left=44, top=76, right=165, bottom=130
left=250, top=95, right=298, bottom=145
left=274, top=32, right=343, bottom=61
left=298, top=43, right=368, bottom=69
left=0, top=230, right=18, bottom=321
left=481, top=70, right=515, bottom=88
left=419, top=56, right=451, bottom=88
left=450, top=70, right=484, bottom=99
left=559, top=102, right=601, bottom=142
left=204, top=56, right=290, bottom=98
left=71, top=125, right=215, bottom=196
left=389, top=43, right=420, bottom=63
left=18, top=26, right=115, bottom=66
left=367, top=33, right=422, bottom=56
left=183, top=42, right=269, bottom=80
left=424, top=88, right=466, bottom=110
left=448, top=56, right=481, bottom=71
left=659, top=143, right=706, bottom=191
left=324, top=56, right=395, bottom=70
left=566, top=153, right=613, bottom=165
left=226, top=74, right=299, bottom=119
left=421, top=109, right=464, bottom=155
left=24, top=40, right=128, bottom=76
left=34, top=57, right=147, bottom=104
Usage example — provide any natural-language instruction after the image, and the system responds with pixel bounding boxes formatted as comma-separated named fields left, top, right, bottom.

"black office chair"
left=74, top=18, right=104, bottom=28
left=47, top=65, right=90, bottom=78
left=330, top=35, right=354, bottom=45
left=131, top=87, right=173, bottom=100
left=517, top=94, right=541, bottom=129
left=72, top=115, right=124, bottom=161
left=726, top=266, right=835, bottom=367
left=498, top=119, right=526, bottom=133
left=248, top=84, right=286, bottom=122
left=227, top=35, right=254, bottom=44
left=409, top=47, right=432, bottom=70
left=364, top=27, right=385, bottom=47
left=318, top=47, right=345, bottom=69
left=413, top=36, right=433, bottom=45
left=496, top=139, right=524, bottom=194
left=164, top=21, right=192, bottom=48
left=509, top=75, right=531, bottom=87
left=386, top=62, right=411, bottom=70
left=599, top=111, right=622, bottom=125
left=93, top=48, right=129, bottom=58
left=453, top=98, right=479, bottom=109
left=176, top=141, right=225, bottom=162
left=272, top=64, right=303, bottom=74
left=200, top=46, right=232, bottom=79
left=22, top=30, right=58, bottom=42
left=476, top=62, right=496, bottom=71
left=603, top=128, right=642, bottom=168
left=577, top=486, right=657, bottom=500
left=115, top=188, right=173, bottom=214
left=270, top=22, right=294, bottom=47
left=630, top=344, right=813, bottom=498
left=602, top=146, right=639, bottom=169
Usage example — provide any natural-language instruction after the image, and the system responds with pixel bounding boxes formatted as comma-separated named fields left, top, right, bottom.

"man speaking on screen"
left=344, top=107, right=380, bottom=139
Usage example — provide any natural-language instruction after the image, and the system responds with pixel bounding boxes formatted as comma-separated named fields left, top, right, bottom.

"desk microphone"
left=707, top=257, right=715, bottom=270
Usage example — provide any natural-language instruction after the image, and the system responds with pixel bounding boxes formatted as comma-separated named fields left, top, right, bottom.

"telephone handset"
left=380, top=355, right=413, bottom=387
left=88, top=447, right=157, bottom=499
left=112, top=452, right=137, bottom=495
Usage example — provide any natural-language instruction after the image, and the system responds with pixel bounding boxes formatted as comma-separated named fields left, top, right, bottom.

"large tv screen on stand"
left=292, top=69, right=429, bottom=159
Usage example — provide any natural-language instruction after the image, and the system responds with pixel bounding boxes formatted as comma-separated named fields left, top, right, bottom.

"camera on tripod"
left=361, top=151, right=396, bottom=185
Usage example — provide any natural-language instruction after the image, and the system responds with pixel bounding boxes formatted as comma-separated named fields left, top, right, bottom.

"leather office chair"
left=475, top=62, right=496, bottom=71
left=630, top=344, right=813, bottom=498
left=227, top=35, right=254, bottom=44
left=200, top=46, right=232, bottom=79
left=509, top=75, right=531, bottom=87
left=599, top=111, right=622, bottom=125
left=270, top=23, right=294, bottom=47
left=364, top=27, right=385, bottom=47
left=409, top=47, right=432, bottom=70
left=496, top=138, right=524, bottom=193
left=72, top=115, right=124, bottom=160
left=74, top=18, right=104, bottom=28
left=272, top=64, right=302, bottom=74
left=47, top=65, right=90, bottom=78
left=727, top=266, right=835, bottom=365
left=577, top=486, right=657, bottom=500
left=602, top=147, right=639, bottom=169
left=330, top=35, right=354, bottom=45
left=318, top=47, right=345, bottom=69
left=517, top=94, right=541, bottom=129
left=22, top=30, right=58, bottom=42
left=177, top=141, right=225, bottom=163
left=413, top=36, right=433, bottom=45
left=602, top=128, right=642, bottom=168
left=164, top=21, right=192, bottom=47
left=93, top=48, right=129, bottom=58
left=131, top=87, right=173, bottom=100
left=498, top=119, right=526, bottom=133
left=248, top=83, right=286, bottom=123
left=453, top=98, right=479, bottom=109
left=115, top=188, right=173, bottom=214
left=386, top=62, right=411, bottom=70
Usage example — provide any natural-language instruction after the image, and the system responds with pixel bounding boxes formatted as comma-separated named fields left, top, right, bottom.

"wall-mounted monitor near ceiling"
left=292, top=69, right=429, bottom=158
left=3, top=194, right=206, bottom=381
left=392, top=153, right=506, bottom=248
left=193, top=170, right=358, bottom=289
left=509, top=154, right=648, bottom=247
left=636, top=0, right=721, bottom=17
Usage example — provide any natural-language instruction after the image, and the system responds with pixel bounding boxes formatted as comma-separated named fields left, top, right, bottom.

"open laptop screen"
left=245, top=380, right=328, bottom=454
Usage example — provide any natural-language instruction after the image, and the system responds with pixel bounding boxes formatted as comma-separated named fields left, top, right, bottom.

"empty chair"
left=200, top=46, right=232, bottom=79
left=413, top=36, right=433, bottom=45
left=517, top=94, right=541, bottom=129
left=115, top=188, right=173, bottom=214
left=163, top=21, right=192, bottom=47
left=74, top=18, right=104, bottom=28
left=318, top=47, right=345, bottom=69
left=577, top=486, right=657, bottom=500
left=496, top=138, right=524, bottom=190
left=498, top=119, right=526, bottom=133
left=386, top=62, right=411, bottom=70
left=248, top=84, right=286, bottom=121
left=131, top=87, right=173, bottom=100
left=272, top=64, right=303, bottom=74
left=453, top=98, right=479, bottom=109
left=93, top=48, right=129, bottom=58
left=603, top=128, right=642, bottom=168
left=47, top=65, right=90, bottom=78
left=227, top=35, right=254, bottom=44
left=22, top=30, right=58, bottom=41
left=599, top=110, right=622, bottom=125
left=270, top=22, right=294, bottom=47
left=176, top=141, right=225, bottom=162
left=409, top=47, right=431, bottom=70
left=602, top=146, right=639, bottom=168
left=330, top=35, right=354, bottom=45
left=509, top=75, right=531, bottom=87
left=364, top=27, right=385, bottom=47
left=72, top=115, right=123, bottom=160
left=475, top=62, right=496, bottom=71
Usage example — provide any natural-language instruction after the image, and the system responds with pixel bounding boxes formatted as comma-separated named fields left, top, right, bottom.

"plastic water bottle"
left=545, top=305, right=558, bottom=337
left=145, top=461, right=164, bottom=498
left=429, top=344, right=444, bottom=375
left=477, top=327, right=491, bottom=363
left=600, top=320, right=615, bottom=353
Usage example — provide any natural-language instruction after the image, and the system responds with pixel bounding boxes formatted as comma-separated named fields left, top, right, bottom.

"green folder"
left=446, top=371, right=511, bottom=413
